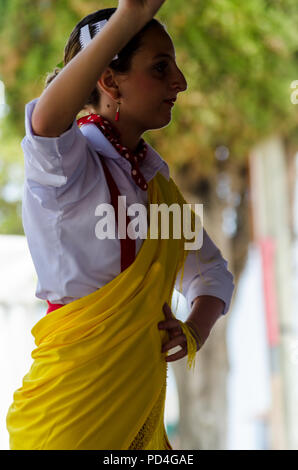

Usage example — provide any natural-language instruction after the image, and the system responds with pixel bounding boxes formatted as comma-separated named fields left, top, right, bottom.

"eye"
left=154, top=61, right=168, bottom=73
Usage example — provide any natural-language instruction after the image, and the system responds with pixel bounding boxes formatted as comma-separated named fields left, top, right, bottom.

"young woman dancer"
left=7, top=0, right=234, bottom=450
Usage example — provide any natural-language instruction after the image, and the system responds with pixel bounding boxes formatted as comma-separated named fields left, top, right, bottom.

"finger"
left=158, top=319, right=182, bottom=330
left=171, top=329, right=182, bottom=338
left=158, top=320, right=182, bottom=340
left=161, top=334, right=186, bottom=353
left=165, top=346, right=187, bottom=363
left=162, top=302, right=174, bottom=320
left=160, top=304, right=182, bottom=340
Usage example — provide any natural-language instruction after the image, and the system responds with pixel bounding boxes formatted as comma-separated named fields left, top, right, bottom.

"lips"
left=164, top=98, right=177, bottom=104
left=164, top=98, right=176, bottom=107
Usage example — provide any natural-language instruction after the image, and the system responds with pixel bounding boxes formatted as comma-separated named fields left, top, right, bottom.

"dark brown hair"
left=45, top=8, right=165, bottom=108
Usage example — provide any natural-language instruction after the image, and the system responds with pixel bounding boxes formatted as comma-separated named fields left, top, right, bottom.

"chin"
left=159, top=116, right=172, bottom=129
left=150, top=115, right=172, bottom=131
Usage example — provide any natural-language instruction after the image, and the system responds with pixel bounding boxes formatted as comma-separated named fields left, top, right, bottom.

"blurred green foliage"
left=0, top=0, right=297, bottom=234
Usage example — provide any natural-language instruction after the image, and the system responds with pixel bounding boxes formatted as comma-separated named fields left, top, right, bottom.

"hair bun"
left=45, top=67, right=61, bottom=88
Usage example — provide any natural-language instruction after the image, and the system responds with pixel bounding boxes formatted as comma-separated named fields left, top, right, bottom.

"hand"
left=158, top=302, right=188, bottom=363
left=118, top=0, right=167, bottom=23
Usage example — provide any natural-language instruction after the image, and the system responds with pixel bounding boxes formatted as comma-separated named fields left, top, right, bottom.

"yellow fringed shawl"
left=6, top=172, right=200, bottom=450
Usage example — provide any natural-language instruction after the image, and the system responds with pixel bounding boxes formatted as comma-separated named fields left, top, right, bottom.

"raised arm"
left=32, top=0, right=166, bottom=138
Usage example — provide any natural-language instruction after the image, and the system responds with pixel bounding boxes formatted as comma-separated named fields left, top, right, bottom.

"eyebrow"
left=153, top=53, right=176, bottom=61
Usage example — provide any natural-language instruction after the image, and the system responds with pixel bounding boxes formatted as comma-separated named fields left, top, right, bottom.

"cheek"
left=128, top=75, right=159, bottom=99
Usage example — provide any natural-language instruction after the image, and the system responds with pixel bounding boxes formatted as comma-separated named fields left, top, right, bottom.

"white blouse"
left=21, top=98, right=234, bottom=314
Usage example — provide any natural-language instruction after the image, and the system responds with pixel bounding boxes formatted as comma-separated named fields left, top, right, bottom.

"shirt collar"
left=79, top=122, right=170, bottom=182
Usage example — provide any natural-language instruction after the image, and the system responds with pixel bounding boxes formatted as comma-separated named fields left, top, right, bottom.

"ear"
left=97, top=68, right=120, bottom=100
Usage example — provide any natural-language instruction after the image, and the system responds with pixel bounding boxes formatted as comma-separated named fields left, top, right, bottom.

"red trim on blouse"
left=99, top=154, right=136, bottom=273
left=46, top=153, right=136, bottom=315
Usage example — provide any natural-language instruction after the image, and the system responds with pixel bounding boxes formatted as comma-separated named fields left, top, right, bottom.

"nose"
left=171, top=66, right=188, bottom=94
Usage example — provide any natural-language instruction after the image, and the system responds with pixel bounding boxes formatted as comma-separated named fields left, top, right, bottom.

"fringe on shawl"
left=167, top=179, right=205, bottom=373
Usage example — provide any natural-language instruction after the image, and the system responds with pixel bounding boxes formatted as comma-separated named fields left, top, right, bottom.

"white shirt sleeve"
left=22, top=98, right=88, bottom=188
left=174, top=228, right=235, bottom=315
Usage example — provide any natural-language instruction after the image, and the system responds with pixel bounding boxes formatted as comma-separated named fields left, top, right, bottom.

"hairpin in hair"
left=79, top=20, right=118, bottom=60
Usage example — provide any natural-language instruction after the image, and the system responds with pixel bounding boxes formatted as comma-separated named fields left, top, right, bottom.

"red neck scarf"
left=77, top=114, right=148, bottom=191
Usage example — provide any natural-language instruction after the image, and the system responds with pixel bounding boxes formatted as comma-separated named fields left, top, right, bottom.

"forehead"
left=134, top=25, right=176, bottom=63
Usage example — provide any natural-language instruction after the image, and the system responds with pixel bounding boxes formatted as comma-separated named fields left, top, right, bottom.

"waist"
left=46, top=300, right=64, bottom=314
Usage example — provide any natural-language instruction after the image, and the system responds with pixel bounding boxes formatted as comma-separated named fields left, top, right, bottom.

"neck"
left=91, top=108, right=143, bottom=152
left=108, top=117, right=143, bottom=152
